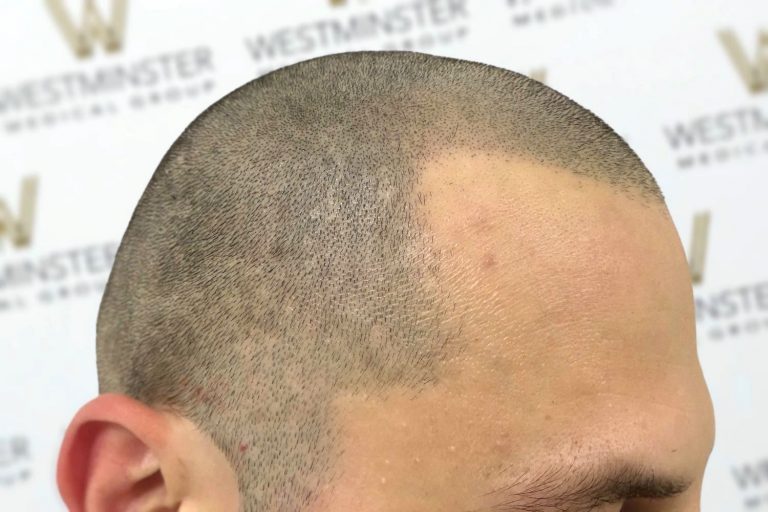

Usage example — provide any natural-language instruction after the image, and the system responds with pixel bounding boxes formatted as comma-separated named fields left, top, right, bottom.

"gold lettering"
left=719, top=29, right=768, bottom=94
left=688, top=211, right=710, bottom=285
left=0, top=177, right=38, bottom=251
left=46, top=0, right=128, bottom=58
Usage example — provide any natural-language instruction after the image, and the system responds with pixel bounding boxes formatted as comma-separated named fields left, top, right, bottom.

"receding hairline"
left=160, top=50, right=664, bottom=206
left=94, top=50, right=669, bottom=510
left=416, top=145, right=668, bottom=205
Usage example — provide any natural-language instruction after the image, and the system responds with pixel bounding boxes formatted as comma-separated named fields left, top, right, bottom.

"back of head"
left=97, top=51, right=663, bottom=509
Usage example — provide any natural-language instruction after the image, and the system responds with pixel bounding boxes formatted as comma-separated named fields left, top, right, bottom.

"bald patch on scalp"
left=308, top=152, right=697, bottom=512
left=95, top=51, right=667, bottom=511
left=418, top=150, right=669, bottom=277
left=417, top=149, right=687, bottom=374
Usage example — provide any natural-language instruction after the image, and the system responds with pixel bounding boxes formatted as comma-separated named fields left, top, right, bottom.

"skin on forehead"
left=309, top=151, right=715, bottom=512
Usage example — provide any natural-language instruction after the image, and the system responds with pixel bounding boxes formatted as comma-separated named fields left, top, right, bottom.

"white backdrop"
left=1, top=1, right=766, bottom=510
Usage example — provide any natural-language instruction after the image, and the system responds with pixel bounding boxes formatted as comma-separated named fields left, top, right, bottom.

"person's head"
left=57, top=51, right=715, bottom=512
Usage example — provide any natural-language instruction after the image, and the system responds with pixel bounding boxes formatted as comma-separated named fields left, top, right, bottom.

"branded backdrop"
left=1, top=1, right=766, bottom=510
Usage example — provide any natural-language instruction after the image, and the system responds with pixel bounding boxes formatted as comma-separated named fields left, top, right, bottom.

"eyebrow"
left=478, top=459, right=694, bottom=512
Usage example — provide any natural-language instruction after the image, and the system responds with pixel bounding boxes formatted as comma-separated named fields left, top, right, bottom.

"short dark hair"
left=96, top=51, right=664, bottom=510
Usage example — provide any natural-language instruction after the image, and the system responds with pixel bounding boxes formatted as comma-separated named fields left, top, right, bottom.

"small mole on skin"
left=544, top=414, right=552, bottom=421
left=239, top=442, right=249, bottom=453
left=481, top=252, right=496, bottom=269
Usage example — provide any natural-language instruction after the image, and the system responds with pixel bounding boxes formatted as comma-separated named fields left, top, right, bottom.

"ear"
left=57, top=393, right=182, bottom=512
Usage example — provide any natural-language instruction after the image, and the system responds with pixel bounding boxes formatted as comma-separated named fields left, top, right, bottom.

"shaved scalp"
left=97, top=51, right=664, bottom=510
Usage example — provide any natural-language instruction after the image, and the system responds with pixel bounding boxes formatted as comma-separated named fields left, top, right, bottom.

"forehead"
left=416, top=150, right=697, bottom=367
left=317, top=152, right=714, bottom=510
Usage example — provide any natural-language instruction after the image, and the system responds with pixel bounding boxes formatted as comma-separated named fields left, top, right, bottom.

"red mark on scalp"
left=239, top=442, right=249, bottom=453
left=481, top=252, right=496, bottom=269
left=468, top=207, right=496, bottom=234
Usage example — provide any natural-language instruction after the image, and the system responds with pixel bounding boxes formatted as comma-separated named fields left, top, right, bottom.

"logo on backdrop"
left=0, top=1, right=216, bottom=136
left=719, top=29, right=768, bottom=94
left=661, top=29, right=768, bottom=171
left=688, top=211, right=768, bottom=343
left=688, top=211, right=710, bottom=286
left=244, top=0, right=471, bottom=77
left=0, top=435, right=31, bottom=487
left=0, top=242, right=118, bottom=314
left=695, top=277, right=768, bottom=342
left=0, top=177, right=117, bottom=314
left=46, top=0, right=128, bottom=59
left=0, top=177, right=38, bottom=252
left=732, top=456, right=768, bottom=510
left=506, top=0, right=620, bottom=29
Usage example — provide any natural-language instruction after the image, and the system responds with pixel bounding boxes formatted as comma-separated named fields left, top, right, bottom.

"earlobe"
left=57, top=394, right=178, bottom=512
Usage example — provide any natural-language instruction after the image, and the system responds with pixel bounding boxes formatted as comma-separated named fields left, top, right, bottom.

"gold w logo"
left=46, top=0, right=128, bottom=59
left=719, top=29, right=768, bottom=94
left=688, top=211, right=710, bottom=285
left=0, top=177, right=38, bottom=251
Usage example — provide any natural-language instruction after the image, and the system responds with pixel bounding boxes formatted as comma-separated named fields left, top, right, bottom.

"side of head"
left=57, top=52, right=714, bottom=511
